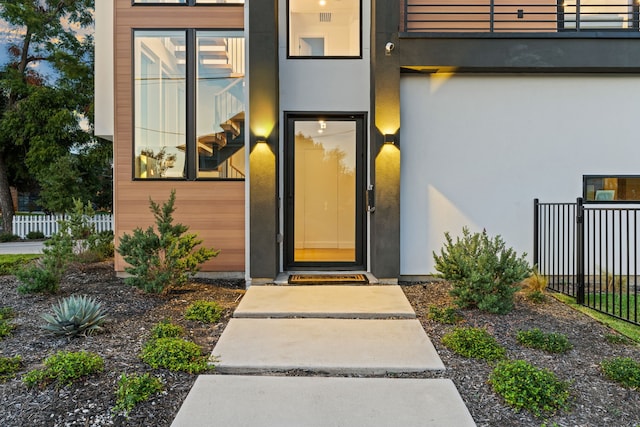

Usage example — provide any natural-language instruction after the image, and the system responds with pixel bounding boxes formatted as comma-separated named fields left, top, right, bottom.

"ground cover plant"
left=427, top=305, right=463, bottom=324
left=0, top=254, right=40, bottom=275
left=114, top=373, right=164, bottom=416
left=141, top=337, right=210, bottom=374
left=441, top=326, right=506, bottom=361
left=0, top=306, right=15, bottom=339
left=117, top=190, right=219, bottom=293
left=433, top=227, right=531, bottom=314
left=516, top=328, right=573, bottom=354
left=0, top=355, right=22, bottom=382
left=23, top=350, right=104, bottom=388
left=489, top=359, right=570, bottom=417
left=185, top=300, right=223, bottom=323
left=600, top=357, right=640, bottom=389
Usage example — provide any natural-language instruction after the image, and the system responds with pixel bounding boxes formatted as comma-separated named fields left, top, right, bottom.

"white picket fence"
left=12, top=214, right=114, bottom=238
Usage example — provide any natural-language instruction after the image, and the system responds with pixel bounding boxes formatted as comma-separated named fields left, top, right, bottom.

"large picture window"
left=134, top=30, right=245, bottom=180
left=133, top=0, right=244, bottom=4
left=288, top=0, right=361, bottom=58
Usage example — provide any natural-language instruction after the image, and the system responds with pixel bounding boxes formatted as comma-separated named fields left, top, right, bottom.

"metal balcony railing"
left=403, top=0, right=640, bottom=33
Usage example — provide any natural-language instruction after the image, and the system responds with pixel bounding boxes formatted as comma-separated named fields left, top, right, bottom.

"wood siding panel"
left=113, top=0, right=245, bottom=273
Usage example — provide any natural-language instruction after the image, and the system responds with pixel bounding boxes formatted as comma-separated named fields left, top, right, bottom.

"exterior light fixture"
left=384, top=134, right=396, bottom=145
left=256, top=136, right=267, bottom=144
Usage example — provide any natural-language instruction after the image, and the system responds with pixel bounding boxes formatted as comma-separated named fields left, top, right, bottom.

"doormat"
left=288, top=274, right=368, bottom=285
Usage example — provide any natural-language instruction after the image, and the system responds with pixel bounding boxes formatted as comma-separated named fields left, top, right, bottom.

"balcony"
left=402, top=0, right=640, bottom=34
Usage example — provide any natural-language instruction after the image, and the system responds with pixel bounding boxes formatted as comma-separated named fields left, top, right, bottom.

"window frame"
left=131, top=0, right=243, bottom=6
left=132, top=28, right=245, bottom=181
left=286, top=0, right=363, bottom=59
left=583, top=174, right=640, bottom=203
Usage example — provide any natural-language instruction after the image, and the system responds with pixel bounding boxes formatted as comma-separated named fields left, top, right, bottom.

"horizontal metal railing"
left=404, top=0, right=640, bottom=33
left=534, top=198, right=640, bottom=325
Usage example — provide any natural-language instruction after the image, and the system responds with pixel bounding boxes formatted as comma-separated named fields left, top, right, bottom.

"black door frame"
left=283, top=112, right=367, bottom=271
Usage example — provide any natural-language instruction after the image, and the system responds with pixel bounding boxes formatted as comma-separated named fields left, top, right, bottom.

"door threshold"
left=274, top=271, right=379, bottom=285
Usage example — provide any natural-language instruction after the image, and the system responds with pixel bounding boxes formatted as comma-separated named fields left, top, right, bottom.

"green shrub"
left=141, top=337, right=209, bottom=374
left=185, top=300, right=223, bottom=323
left=0, top=306, right=14, bottom=320
left=0, top=355, right=22, bottom=382
left=441, top=327, right=506, bottom=361
left=516, top=328, right=573, bottom=354
left=26, top=230, right=45, bottom=240
left=433, top=227, right=531, bottom=314
left=600, top=357, right=640, bottom=389
left=23, top=350, right=104, bottom=388
left=427, top=305, right=463, bottom=324
left=117, top=190, right=219, bottom=293
left=16, top=229, right=73, bottom=294
left=0, top=232, right=20, bottom=243
left=114, top=373, right=163, bottom=415
left=489, top=359, right=569, bottom=417
left=42, top=295, right=107, bottom=337
left=149, top=320, right=184, bottom=340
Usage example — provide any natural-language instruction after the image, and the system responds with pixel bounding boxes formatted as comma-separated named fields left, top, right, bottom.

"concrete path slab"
left=213, top=318, right=445, bottom=374
left=234, top=285, right=416, bottom=319
left=171, top=375, right=476, bottom=427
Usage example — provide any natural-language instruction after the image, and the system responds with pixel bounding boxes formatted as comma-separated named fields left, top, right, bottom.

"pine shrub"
left=117, top=190, right=219, bottom=293
left=433, top=227, right=531, bottom=314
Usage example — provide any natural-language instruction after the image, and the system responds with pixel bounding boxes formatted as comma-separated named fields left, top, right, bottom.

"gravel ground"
left=1, top=263, right=640, bottom=426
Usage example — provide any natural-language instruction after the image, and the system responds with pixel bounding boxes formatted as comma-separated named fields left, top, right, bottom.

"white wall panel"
left=400, top=74, right=640, bottom=275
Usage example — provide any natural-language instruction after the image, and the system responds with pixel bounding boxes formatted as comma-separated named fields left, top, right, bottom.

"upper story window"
left=288, top=0, right=361, bottom=58
left=584, top=175, right=640, bottom=202
left=132, top=0, right=243, bottom=5
left=134, top=30, right=245, bottom=180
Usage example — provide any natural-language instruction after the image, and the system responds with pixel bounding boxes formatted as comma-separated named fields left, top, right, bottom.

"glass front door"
left=284, top=114, right=365, bottom=269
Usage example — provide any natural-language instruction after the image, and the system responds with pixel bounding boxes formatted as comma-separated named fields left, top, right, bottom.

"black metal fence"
left=534, top=198, right=640, bottom=325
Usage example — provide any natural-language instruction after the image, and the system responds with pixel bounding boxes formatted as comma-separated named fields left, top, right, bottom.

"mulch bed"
left=1, top=264, right=640, bottom=426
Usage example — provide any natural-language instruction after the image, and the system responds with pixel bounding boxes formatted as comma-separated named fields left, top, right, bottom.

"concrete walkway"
left=172, top=285, right=476, bottom=427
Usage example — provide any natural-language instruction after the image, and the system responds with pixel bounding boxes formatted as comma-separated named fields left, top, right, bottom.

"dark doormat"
left=288, top=274, right=369, bottom=285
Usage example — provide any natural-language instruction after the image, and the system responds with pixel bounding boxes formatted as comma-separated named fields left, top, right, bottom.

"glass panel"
left=197, top=0, right=244, bottom=3
left=196, top=32, right=245, bottom=179
left=289, top=0, right=360, bottom=57
left=134, top=31, right=186, bottom=179
left=294, top=120, right=356, bottom=262
left=563, top=0, right=634, bottom=30
left=585, top=176, right=640, bottom=202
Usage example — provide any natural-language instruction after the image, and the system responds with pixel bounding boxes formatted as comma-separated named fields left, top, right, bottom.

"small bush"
left=117, top=190, right=219, bottom=293
left=23, top=350, right=104, bottom=388
left=42, top=295, right=108, bottom=337
left=114, top=373, right=163, bottom=416
left=26, top=230, right=45, bottom=240
left=516, top=328, right=573, bottom=354
left=0, top=307, right=15, bottom=339
left=489, top=359, right=569, bottom=417
left=433, top=227, right=531, bottom=314
left=0, top=254, right=40, bottom=276
left=0, top=355, right=22, bottom=382
left=600, top=357, right=640, bottom=389
left=141, top=337, right=210, bottom=374
left=185, top=300, right=223, bottom=323
left=0, top=232, right=20, bottom=243
left=16, top=230, right=73, bottom=294
left=441, top=327, right=506, bottom=361
left=149, top=320, right=184, bottom=340
left=427, top=305, right=463, bottom=324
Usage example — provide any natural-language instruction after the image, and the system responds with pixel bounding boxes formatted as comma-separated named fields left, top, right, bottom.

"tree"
left=0, top=0, right=95, bottom=231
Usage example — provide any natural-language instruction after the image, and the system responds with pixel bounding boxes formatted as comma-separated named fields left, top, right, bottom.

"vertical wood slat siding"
left=113, top=0, right=245, bottom=272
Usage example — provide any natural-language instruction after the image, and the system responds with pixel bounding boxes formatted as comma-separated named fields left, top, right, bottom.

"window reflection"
left=584, top=176, right=640, bottom=202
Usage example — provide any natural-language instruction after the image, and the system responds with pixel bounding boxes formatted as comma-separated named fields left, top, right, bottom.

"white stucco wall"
left=95, top=0, right=114, bottom=140
left=400, top=74, right=640, bottom=275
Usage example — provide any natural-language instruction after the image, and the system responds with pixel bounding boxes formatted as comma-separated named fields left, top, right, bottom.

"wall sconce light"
left=384, top=134, right=396, bottom=145
left=385, top=42, right=395, bottom=56
left=256, top=136, right=267, bottom=144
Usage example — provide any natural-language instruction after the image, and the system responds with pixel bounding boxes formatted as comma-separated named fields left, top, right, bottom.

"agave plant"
left=42, top=295, right=108, bottom=337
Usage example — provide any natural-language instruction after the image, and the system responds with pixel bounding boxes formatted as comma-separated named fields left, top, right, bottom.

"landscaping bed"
left=1, top=264, right=640, bottom=426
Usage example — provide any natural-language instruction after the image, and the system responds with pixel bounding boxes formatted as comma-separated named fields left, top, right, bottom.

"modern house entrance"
left=284, top=113, right=366, bottom=271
